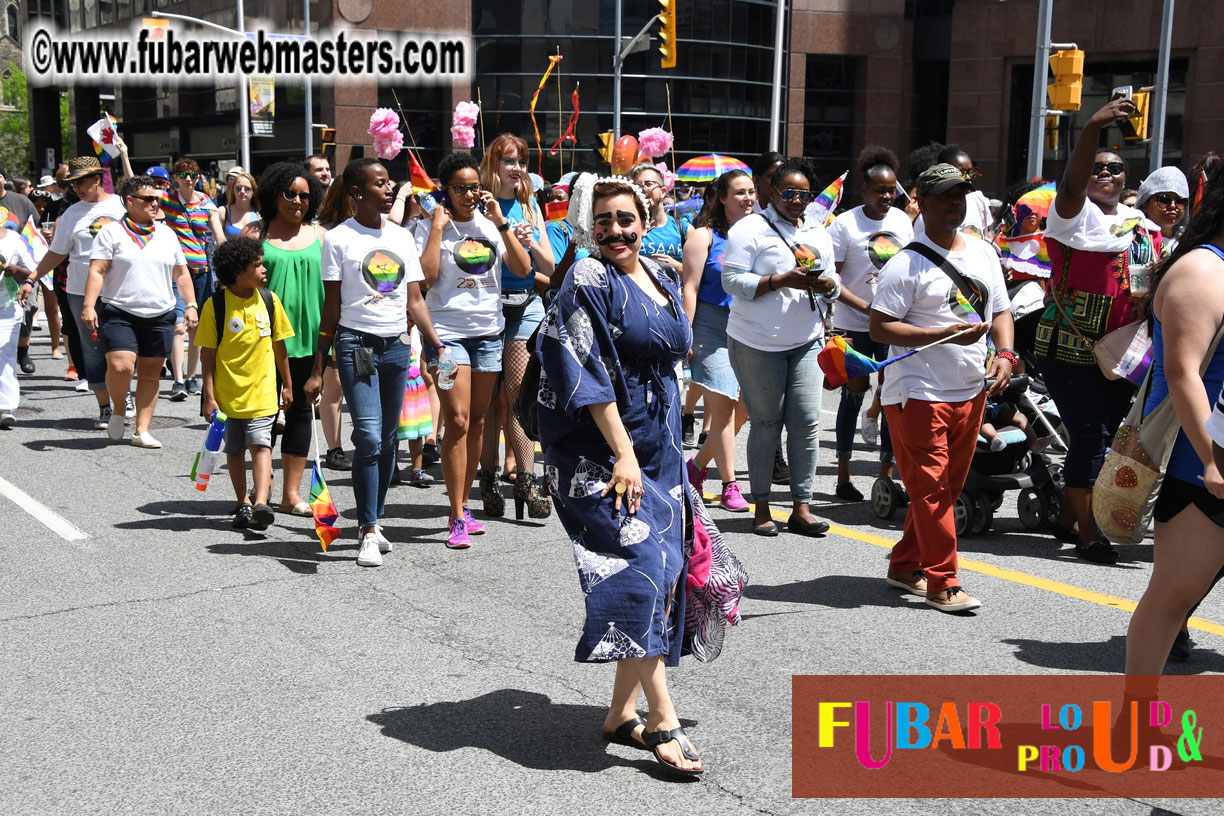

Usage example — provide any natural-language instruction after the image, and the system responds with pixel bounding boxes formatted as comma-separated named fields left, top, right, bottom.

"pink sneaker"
left=463, top=506, right=486, bottom=535
left=447, top=517, right=471, bottom=549
left=686, top=456, right=708, bottom=495
left=720, top=482, right=750, bottom=512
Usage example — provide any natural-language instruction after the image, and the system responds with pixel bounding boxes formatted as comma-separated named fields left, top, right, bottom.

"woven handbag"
left=1093, top=322, right=1224, bottom=544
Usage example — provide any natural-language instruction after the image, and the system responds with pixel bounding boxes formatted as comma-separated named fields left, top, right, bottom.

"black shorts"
left=1154, top=476, right=1224, bottom=529
left=99, top=304, right=175, bottom=358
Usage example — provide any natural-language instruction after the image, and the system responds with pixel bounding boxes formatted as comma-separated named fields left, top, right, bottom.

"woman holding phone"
left=414, top=153, right=531, bottom=549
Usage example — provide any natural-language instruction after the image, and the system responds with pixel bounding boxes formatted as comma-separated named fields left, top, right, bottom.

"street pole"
left=236, top=0, right=250, bottom=169
left=304, top=0, right=313, bottom=159
left=1149, top=0, right=1175, bottom=174
left=613, top=0, right=623, bottom=140
left=1025, top=0, right=1053, bottom=181
left=768, top=0, right=786, bottom=152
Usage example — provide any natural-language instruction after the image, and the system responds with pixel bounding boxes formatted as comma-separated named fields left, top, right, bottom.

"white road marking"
left=0, top=474, right=89, bottom=541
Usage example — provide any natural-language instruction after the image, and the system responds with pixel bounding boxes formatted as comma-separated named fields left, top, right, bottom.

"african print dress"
left=536, top=256, right=693, bottom=666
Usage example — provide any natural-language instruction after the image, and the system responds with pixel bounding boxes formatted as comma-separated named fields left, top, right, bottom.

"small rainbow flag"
left=818, top=335, right=887, bottom=387
left=804, top=171, right=847, bottom=227
left=86, top=113, right=121, bottom=167
left=545, top=200, right=569, bottom=222
left=999, top=232, right=1051, bottom=279
left=1015, top=182, right=1056, bottom=218
left=19, top=217, right=48, bottom=264
left=308, top=461, right=340, bottom=551
left=408, top=151, right=438, bottom=195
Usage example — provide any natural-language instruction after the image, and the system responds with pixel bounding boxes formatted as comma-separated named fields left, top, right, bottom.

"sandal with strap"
left=644, top=726, right=704, bottom=777
left=601, top=715, right=648, bottom=750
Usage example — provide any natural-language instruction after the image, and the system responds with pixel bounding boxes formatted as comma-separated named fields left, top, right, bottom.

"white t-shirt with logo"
left=722, top=206, right=837, bottom=353
left=0, top=229, right=35, bottom=320
left=1044, top=199, right=1144, bottom=254
left=871, top=233, right=1010, bottom=406
left=321, top=218, right=424, bottom=337
left=49, top=196, right=127, bottom=296
left=913, top=190, right=994, bottom=238
left=90, top=221, right=186, bottom=317
left=412, top=213, right=507, bottom=341
left=829, top=205, right=915, bottom=332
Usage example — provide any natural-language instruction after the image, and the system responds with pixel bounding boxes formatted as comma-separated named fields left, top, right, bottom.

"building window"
left=804, top=56, right=859, bottom=183
left=1, top=68, right=18, bottom=109
left=6, top=5, right=18, bottom=40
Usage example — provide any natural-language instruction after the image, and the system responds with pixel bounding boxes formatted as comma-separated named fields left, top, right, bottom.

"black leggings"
left=280, top=356, right=314, bottom=458
left=55, top=286, right=85, bottom=374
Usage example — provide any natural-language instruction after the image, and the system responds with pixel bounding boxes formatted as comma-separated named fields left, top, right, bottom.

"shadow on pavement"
left=206, top=538, right=327, bottom=575
left=744, top=574, right=912, bottom=609
left=1001, top=633, right=1224, bottom=674
left=22, top=436, right=110, bottom=452
left=368, top=689, right=692, bottom=780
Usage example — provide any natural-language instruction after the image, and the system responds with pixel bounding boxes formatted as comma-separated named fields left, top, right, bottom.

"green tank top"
left=261, top=233, right=323, bottom=359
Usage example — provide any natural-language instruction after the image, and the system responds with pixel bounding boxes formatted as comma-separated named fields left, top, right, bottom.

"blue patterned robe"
left=536, top=256, right=693, bottom=665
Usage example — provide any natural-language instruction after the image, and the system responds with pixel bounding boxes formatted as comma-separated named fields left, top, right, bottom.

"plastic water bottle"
left=436, top=348, right=458, bottom=391
left=191, top=411, right=228, bottom=491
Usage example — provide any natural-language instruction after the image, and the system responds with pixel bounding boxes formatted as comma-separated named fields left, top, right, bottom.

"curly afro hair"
left=255, top=162, right=322, bottom=225
left=211, top=236, right=264, bottom=286
left=437, top=153, right=480, bottom=187
left=857, top=145, right=900, bottom=182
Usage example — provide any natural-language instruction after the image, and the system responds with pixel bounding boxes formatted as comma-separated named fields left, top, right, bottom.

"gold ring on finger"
left=615, top=482, right=627, bottom=494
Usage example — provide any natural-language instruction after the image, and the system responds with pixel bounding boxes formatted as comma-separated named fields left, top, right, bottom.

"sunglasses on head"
left=1151, top=192, right=1186, bottom=208
left=775, top=187, right=813, bottom=204
left=281, top=190, right=310, bottom=202
left=1092, top=161, right=1125, bottom=176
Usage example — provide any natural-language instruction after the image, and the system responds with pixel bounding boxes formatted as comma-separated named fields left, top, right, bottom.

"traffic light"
left=1120, top=90, right=1151, bottom=141
left=321, top=127, right=336, bottom=160
left=597, top=131, right=614, bottom=163
left=1047, top=49, right=1084, bottom=111
left=658, top=0, right=677, bottom=69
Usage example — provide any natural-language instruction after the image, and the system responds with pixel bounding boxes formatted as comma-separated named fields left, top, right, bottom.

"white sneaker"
left=357, top=531, right=384, bottom=567
left=75, top=379, right=90, bottom=393
left=107, top=412, right=125, bottom=441
left=374, top=525, right=392, bottom=554
left=125, top=392, right=136, bottom=419
left=860, top=415, right=879, bottom=447
left=130, top=431, right=161, bottom=449
left=989, top=436, right=1007, bottom=452
left=0, top=410, right=15, bottom=429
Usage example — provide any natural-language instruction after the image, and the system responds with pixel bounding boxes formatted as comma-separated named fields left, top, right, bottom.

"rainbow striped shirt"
left=160, top=191, right=217, bottom=268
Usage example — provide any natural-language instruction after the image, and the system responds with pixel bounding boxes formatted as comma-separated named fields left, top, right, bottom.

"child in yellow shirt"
left=195, top=237, right=294, bottom=530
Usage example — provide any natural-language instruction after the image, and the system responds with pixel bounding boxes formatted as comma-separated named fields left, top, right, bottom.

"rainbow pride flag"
left=818, top=335, right=886, bottom=387
left=545, top=200, right=569, bottom=222
left=19, top=217, right=48, bottom=263
left=86, top=113, right=121, bottom=167
left=804, top=171, right=847, bottom=227
left=309, top=461, right=340, bottom=551
left=999, top=232, right=1051, bottom=279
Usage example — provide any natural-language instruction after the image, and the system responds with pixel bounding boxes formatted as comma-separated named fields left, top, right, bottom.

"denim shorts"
left=690, top=301, right=739, bottom=399
left=423, top=334, right=504, bottom=373
left=502, top=291, right=545, bottom=342
left=223, top=414, right=276, bottom=454
left=174, top=268, right=214, bottom=325
left=99, top=304, right=175, bottom=358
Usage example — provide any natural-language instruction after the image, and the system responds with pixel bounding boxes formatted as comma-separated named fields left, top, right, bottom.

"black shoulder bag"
left=902, top=241, right=987, bottom=322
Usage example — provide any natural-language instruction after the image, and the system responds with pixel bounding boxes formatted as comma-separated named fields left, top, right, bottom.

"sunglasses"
left=449, top=183, right=482, bottom=196
left=1151, top=192, right=1186, bottom=208
left=281, top=190, right=310, bottom=202
left=499, top=158, right=528, bottom=168
left=961, top=167, right=982, bottom=180
left=775, top=187, right=814, bottom=204
left=129, top=194, right=161, bottom=204
left=233, top=186, right=253, bottom=193
left=70, top=175, right=98, bottom=187
left=177, top=172, right=199, bottom=180
left=1092, top=161, right=1125, bottom=176
left=639, top=180, right=664, bottom=191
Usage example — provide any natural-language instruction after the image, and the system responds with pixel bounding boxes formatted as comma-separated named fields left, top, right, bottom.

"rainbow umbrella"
left=674, top=154, right=750, bottom=184
left=1015, top=182, right=1056, bottom=218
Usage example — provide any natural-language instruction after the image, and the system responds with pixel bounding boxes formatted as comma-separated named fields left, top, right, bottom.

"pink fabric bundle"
left=368, top=108, right=404, bottom=160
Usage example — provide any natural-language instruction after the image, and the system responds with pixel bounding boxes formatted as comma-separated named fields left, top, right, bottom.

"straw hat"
left=63, top=156, right=106, bottom=182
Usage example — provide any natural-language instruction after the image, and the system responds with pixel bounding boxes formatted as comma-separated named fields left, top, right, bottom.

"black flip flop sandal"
left=644, top=726, right=704, bottom=777
left=602, top=715, right=647, bottom=750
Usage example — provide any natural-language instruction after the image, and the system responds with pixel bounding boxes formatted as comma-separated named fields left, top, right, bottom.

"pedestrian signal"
left=1045, top=115, right=1060, bottom=151
left=321, top=127, right=336, bottom=159
left=1047, top=49, right=1083, bottom=111
left=597, top=131, right=614, bottom=163
left=658, top=0, right=677, bottom=69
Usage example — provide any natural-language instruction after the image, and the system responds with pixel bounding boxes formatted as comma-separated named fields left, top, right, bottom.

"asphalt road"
left=1, top=337, right=1220, bottom=815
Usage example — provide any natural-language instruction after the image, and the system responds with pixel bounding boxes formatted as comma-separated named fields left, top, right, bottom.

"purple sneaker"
left=686, top=456, right=708, bottom=496
left=720, top=482, right=750, bottom=512
left=447, top=517, right=471, bottom=549
left=463, top=506, right=486, bottom=535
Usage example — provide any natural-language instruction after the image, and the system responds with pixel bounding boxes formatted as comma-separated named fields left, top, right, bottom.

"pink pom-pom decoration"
left=374, top=129, right=404, bottom=161
left=453, top=101, right=480, bottom=127
left=408, top=365, right=420, bottom=379
left=368, top=108, right=400, bottom=137
left=655, top=161, right=675, bottom=193
left=637, top=128, right=673, bottom=159
left=451, top=124, right=476, bottom=149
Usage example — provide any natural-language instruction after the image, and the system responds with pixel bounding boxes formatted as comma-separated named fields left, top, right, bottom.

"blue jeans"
left=728, top=336, right=824, bottom=503
left=834, top=329, right=894, bottom=463
left=335, top=327, right=411, bottom=527
left=66, top=293, right=108, bottom=390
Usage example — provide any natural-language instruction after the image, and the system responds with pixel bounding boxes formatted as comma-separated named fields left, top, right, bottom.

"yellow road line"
left=703, top=491, right=1224, bottom=638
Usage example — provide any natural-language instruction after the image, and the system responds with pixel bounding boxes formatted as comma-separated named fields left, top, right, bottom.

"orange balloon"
left=611, top=135, right=639, bottom=176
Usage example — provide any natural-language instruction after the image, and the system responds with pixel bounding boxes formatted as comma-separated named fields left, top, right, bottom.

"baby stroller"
left=871, top=374, right=1066, bottom=536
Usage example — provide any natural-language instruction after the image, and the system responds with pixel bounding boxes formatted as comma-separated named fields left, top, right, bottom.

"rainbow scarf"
left=120, top=216, right=156, bottom=250
left=308, top=461, right=340, bottom=551
left=999, top=231, right=1051, bottom=279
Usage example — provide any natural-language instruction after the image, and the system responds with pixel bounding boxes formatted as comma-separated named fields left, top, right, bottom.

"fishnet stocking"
left=479, top=339, right=536, bottom=474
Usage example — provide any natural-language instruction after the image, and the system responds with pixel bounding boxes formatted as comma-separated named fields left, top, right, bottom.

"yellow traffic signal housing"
left=1045, top=115, right=1060, bottom=151
left=1121, top=90, right=1151, bottom=141
left=658, top=0, right=677, bottom=69
left=321, top=127, right=336, bottom=158
left=1047, top=49, right=1084, bottom=111
left=597, top=131, right=614, bottom=163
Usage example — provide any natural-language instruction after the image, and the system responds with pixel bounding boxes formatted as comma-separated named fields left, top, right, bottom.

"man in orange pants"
left=869, top=164, right=1016, bottom=612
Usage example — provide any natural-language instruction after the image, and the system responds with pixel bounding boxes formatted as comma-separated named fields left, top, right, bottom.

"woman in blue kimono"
left=536, top=177, right=702, bottom=777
